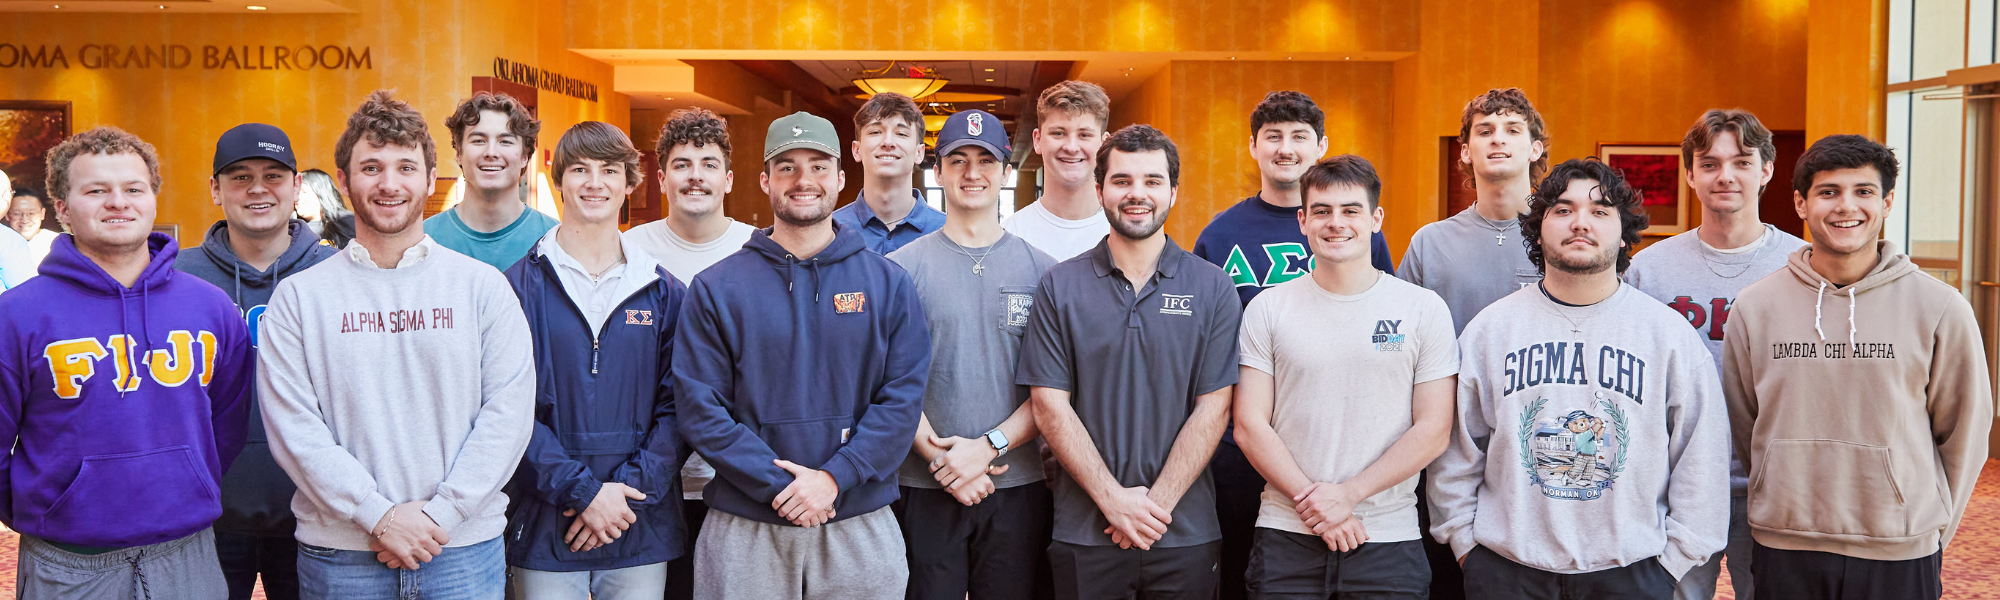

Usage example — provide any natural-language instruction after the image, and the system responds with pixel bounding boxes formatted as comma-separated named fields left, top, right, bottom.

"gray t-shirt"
left=1396, top=205, right=1542, bottom=334
left=1016, top=238, right=1242, bottom=548
left=889, top=232, right=1058, bottom=489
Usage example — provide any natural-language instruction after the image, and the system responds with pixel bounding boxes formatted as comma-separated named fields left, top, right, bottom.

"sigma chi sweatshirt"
left=257, top=237, right=536, bottom=551
left=1429, top=284, right=1730, bottom=580
left=1722, top=242, right=1992, bottom=561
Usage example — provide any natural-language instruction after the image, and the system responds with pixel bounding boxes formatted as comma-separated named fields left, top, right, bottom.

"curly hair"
left=1520, top=158, right=1649, bottom=274
left=1459, top=88, right=1551, bottom=183
left=1682, top=109, right=1775, bottom=171
left=1037, top=80, right=1110, bottom=130
left=656, top=107, right=731, bottom=163
left=1251, top=91, right=1325, bottom=139
left=45, top=126, right=163, bottom=200
left=444, top=91, right=541, bottom=162
left=1095, top=124, right=1179, bottom=187
left=335, top=90, right=437, bottom=173
left=1792, top=134, right=1899, bottom=195
left=854, top=92, right=922, bottom=131
left=552, top=121, right=643, bottom=188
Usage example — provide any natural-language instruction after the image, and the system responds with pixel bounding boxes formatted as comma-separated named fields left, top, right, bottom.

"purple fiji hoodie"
left=0, top=232, right=253, bottom=548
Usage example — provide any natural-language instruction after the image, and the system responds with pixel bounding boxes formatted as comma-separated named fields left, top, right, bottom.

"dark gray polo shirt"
left=1015, top=237, right=1242, bottom=548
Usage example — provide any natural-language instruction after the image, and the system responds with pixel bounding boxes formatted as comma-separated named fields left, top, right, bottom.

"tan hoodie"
left=1722, top=241, right=1992, bottom=561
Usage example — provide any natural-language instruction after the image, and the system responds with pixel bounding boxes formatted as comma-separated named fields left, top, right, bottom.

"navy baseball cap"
left=212, top=123, right=298, bottom=176
left=935, top=109, right=1010, bottom=162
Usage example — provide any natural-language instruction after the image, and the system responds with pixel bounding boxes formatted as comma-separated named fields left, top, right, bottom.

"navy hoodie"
left=0, top=233, right=254, bottom=547
left=502, top=240, right=689, bottom=571
left=674, top=222, right=930, bottom=525
left=175, top=219, right=337, bottom=537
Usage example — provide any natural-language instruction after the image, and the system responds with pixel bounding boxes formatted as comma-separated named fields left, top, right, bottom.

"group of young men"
left=0, top=78, right=1987, bottom=600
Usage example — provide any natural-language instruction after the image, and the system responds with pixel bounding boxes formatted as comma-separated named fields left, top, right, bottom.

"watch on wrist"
left=983, top=428, right=1011, bottom=457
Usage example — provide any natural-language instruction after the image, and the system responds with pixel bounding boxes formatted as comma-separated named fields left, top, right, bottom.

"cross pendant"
left=972, top=264, right=985, bottom=276
left=1496, top=234, right=1506, bottom=246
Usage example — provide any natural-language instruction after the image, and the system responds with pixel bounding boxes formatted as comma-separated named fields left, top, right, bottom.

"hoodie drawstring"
left=810, top=258, right=822, bottom=303
left=117, top=290, right=132, bottom=398
left=1813, top=281, right=1826, bottom=341
left=1846, top=287, right=1857, bottom=347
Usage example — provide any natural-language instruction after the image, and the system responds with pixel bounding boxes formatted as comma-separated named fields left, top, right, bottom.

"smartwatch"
left=983, top=429, right=1011, bottom=457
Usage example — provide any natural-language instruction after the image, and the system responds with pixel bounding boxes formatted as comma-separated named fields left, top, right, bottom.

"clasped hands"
left=926, top=435, right=1010, bottom=506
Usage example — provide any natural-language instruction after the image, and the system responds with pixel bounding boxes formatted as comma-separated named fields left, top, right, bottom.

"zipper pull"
left=591, top=338, right=600, bottom=374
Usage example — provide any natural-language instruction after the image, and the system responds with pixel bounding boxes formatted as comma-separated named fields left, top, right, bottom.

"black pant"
left=664, top=497, right=707, bottom=600
left=1244, top=529, right=1429, bottom=599
left=1213, top=442, right=1267, bottom=600
left=1460, top=546, right=1674, bottom=600
left=213, top=531, right=299, bottom=600
left=1750, top=543, right=1941, bottom=600
left=1049, top=540, right=1223, bottom=600
left=892, top=484, right=1054, bottom=600
left=1414, top=472, right=1462, bottom=600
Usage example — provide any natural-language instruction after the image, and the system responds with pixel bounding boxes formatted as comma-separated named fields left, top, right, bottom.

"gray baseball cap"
left=763, top=112, right=841, bottom=162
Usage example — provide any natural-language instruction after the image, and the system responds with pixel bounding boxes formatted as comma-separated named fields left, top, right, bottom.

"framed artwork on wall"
left=1597, top=143, right=1689, bottom=235
left=0, top=100, right=73, bottom=233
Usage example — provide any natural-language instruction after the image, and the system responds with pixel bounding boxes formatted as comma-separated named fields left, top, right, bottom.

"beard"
left=772, top=185, right=833, bottom=227
left=352, top=191, right=422, bottom=237
left=1106, top=197, right=1168, bottom=240
left=1546, top=238, right=1617, bottom=275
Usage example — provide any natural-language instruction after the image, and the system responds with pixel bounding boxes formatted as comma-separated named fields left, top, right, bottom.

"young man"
left=0, top=126, right=254, bottom=597
left=176, top=123, right=340, bottom=600
left=1017, top=124, right=1241, bottom=599
left=831, top=92, right=945, bottom=254
left=674, top=111, right=930, bottom=600
left=1397, top=88, right=1550, bottom=335
left=9, top=186, right=62, bottom=266
left=1723, top=135, right=1992, bottom=600
left=1623, top=109, right=1807, bottom=600
left=888, top=109, right=1060, bottom=600
left=0, top=171, right=36, bottom=290
left=1004, top=80, right=1113, bottom=261
left=1234, top=155, right=1457, bottom=599
left=621, top=107, right=756, bottom=600
left=259, top=90, right=536, bottom=599
left=1430, top=159, right=1730, bottom=599
left=503, top=121, right=688, bottom=599
left=426, top=91, right=557, bottom=271
left=1191, top=91, right=1395, bottom=600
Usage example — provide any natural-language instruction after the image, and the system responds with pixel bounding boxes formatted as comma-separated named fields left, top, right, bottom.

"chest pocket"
left=999, top=286, right=1036, bottom=337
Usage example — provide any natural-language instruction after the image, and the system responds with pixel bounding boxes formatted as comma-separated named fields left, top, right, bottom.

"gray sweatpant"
left=693, top=507, right=906, bottom=600
left=18, top=527, right=226, bottom=600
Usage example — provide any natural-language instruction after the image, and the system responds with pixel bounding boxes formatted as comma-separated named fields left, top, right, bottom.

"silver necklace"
left=943, top=235, right=999, bottom=276
left=1696, top=229, right=1767, bottom=279
left=1469, top=203, right=1515, bottom=247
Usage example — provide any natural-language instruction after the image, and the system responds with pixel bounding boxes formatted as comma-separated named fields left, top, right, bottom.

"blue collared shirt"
left=830, top=189, right=946, bottom=255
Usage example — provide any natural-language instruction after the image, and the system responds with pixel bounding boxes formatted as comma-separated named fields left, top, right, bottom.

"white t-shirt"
left=624, top=218, right=756, bottom=284
left=623, top=217, right=755, bottom=500
left=0, top=226, right=36, bottom=290
left=1238, top=271, right=1459, bottom=542
left=1001, top=201, right=1108, bottom=262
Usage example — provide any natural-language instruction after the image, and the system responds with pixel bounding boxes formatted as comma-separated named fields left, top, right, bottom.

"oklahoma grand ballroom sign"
left=0, top=43, right=373, bottom=70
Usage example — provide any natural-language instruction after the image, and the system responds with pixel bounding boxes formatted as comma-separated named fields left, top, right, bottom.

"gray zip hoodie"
left=1430, top=284, right=1730, bottom=580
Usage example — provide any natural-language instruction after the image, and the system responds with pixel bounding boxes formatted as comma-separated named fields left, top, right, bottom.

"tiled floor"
left=0, top=459, right=1995, bottom=598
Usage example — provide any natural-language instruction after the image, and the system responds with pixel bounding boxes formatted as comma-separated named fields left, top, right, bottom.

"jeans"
left=508, top=562, right=668, bottom=600
left=215, top=531, right=300, bottom=600
left=296, top=537, right=503, bottom=600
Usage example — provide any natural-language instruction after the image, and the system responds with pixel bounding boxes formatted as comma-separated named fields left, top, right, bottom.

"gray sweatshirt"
left=1428, top=284, right=1730, bottom=580
left=257, top=237, right=536, bottom=551
left=1623, top=224, right=1806, bottom=494
left=1396, top=206, right=1542, bottom=335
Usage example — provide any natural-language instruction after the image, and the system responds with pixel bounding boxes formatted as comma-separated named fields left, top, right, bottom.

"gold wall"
left=0, top=0, right=627, bottom=244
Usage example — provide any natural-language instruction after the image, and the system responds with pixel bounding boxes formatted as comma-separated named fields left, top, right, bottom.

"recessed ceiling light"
left=984, top=78, right=994, bottom=82
left=247, top=5, right=267, bottom=9
left=983, top=68, right=994, bottom=72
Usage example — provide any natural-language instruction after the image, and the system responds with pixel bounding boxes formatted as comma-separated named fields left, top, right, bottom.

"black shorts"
left=1460, top=545, right=1674, bottom=600
left=894, top=484, right=1053, bottom=600
left=1750, top=542, right=1941, bottom=600
left=1049, top=540, right=1222, bottom=600
left=1245, top=528, right=1429, bottom=599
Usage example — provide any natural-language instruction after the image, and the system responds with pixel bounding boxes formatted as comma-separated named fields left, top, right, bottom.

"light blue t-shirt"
left=422, top=205, right=559, bottom=272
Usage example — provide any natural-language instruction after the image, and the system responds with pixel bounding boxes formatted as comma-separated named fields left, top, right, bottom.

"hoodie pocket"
left=41, top=446, right=218, bottom=539
left=759, top=415, right=854, bottom=469
left=1750, top=439, right=1907, bottom=537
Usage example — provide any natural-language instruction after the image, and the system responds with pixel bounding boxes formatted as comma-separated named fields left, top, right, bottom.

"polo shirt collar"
left=1087, top=235, right=1186, bottom=279
left=851, top=188, right=945, bottom=233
